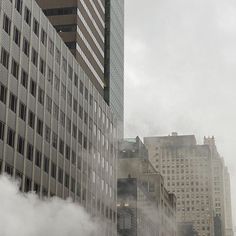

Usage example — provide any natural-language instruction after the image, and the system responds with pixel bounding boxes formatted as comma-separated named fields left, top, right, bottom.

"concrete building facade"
left=144, top=134, right=215, bottom=236
left=144, top=133, right=234, bottom=236
left=36, top=0, right=124, bottom=137
left=118, top=137, right=177, bottom=236
left=0, top=0, right=118, bottom=235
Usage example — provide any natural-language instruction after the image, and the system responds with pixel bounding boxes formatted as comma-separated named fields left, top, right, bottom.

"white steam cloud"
left=0, top=174, right=97, bottom=236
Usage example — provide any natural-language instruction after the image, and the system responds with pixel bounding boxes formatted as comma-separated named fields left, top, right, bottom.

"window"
left=68, top=65, right=73, bottom=80
left=67, top=91, right=72, bottom=106
left=66, top=118, right=71, bottom=134
left=62, top=57, right=67, bottom=73
left=52, top=132, right=58, bottom=149
left=48, top=66, right=53, bottom=83
left=48, top=38, right=54, bottom=55
left=28, top=110, right=35, bottom=129
left=45, top=125, right=51, bottom=143
left=60, top=110, right=65, bottom=127
left=79, top=105, right=83, bottom=119
left=19, top=102, right=26, bottom=121
left=21, top=69, right=28, bottom=88
left=58, top=168, right=63, bottom=183
left=59, top=139, right=64, bottom=155
left=11, top=59, right=19, bottom=79
left=43, top=7, right=77, bottom=16
left=9, top=93, right=17, bottom=113
left=46, top=95, right=52, bottom=113
left=53, top=103, right=59, bottom=120
left=7, top=128, right=15, bottom=148
left=54, top=76, right=60, bottom=91
left=13, top=26, right=21, bottom=46
left=30, top=79, right=36, bottom=97
left=72, top=124, right=77, bottom=139
left=31, top=48, right=38, bottom=67
left=1, top=47, right=9, bottom=69
left=74, top=73, right=78, bottom=87
left=79, top=81, right=83, bottom=94
left=56, top=48, right=61, bottom=64
left=15, top=0, right=23, bottom=14
left=41, top=29, right=47, bottom=46
left=22, top=37, right=30, bottom=56
left=3, top=14, right=11, bottom=35
left=0, top=121, right=5, bottom=140
left=44, top=156, right=49, bottom=173
left=37, top=118, right=43, bottom=136
left=35, top=150, right=42, bottom=167
left=73, top=98, right=77, bottom=113
left=39, top=58, right=46, bottom=75
left=85, top=88, right=88, bottom=100
left=24, top=7, right=31, bottom=25
left=38, top=87, right=44, bottom=105
left=0, top=83, right=7, bottom=104
left=61, top=83, right=66, bottom=99
left=65, top=174, right=69, bottom=188
left=26, top=143, right=34, bottom=161
left=66, top=145, right=70, bottom=160
left=17, top=135, right=25, bottom=155
left=33, top=18, right=39, bottom=36
left=51, top=163, right=56, bottom=178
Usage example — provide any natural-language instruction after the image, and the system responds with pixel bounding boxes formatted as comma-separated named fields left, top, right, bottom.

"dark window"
left=48, top=38, right=54, bottom=55
left=53, top=103, right=59, bottom=120
left=3, top=14, right=11, bottom=35
left=55, top=25, right=76, bottom=33
left=31, top=48, right=38, bottom=67
left=51, top=163, right=56, bottom=178
left=66, top=145, right=70, bottom=160
left=74, top=73, right=78, bottom=87
left=21, top=69, right=28, bottom=88
left=15, top=0, right=23, bottom=14
left=1, top=47, right=9, bottom=69
left=56, top=48, right=61, bottom=64
left=43, top=7, right=77, bottom=16
left=72, top=124, right=77, bottom=139
left=39, top=58, right=46, bottom=75
left=79, top=81, right=83, bottom=94
left=22, top=37, right=30, bottom=56
left=59, top=139, right=64, bottom=155
left=0, top=83, right=7, bottom=104
left=24, top=7, right=31, bottom=25
left=60, top=110, right=65, bottom=127
left=73, top=98, right=77, bottom=113
left=65, top=173, right=69, bottom=188
left=46, top=95, right=52, bottom=113
left=85, top=88, right=88, bottom=100
left=28, top=110, right=35, bottom=129
left=47, top=67, right=53, bottom=83
left=25, top=177, right=32, bottom=192
left=45, top=125, right=51, bottom=143
left=11, top=59, right=19, bottom=79
left=17, top=135, right=25, bottom=155
left=79, top=105, right=83, bottom=119
left=35, top=149, right=42, bottom=167
left=13, top=26, right=21, bottom=46
left=72, top=151, right=76, bottom=165
left=38, top=87, right=44, bottom=105
left=44, top=156, right=49, bottom=173
left=62, top=57, right=67, bottom=73
left=37, top=118, right=43, bottom=136
left=33, top=18, right=39, bottom=36
left=0, top=121, right=5, bottom=140
left=30, top=79, right=36, bottom=97
left=71, top=178, right=75, bottom=193
left=66, top=118, right=71, bottom=134
left=67, top=91, right=72, bottom=106
left=7, top=128, right=15, bottom=148
left=58, top=168, right=63, bottom=184
left=41, top=29, right=47, bottom=46
left=27, top=143, right=33, bottom=161
left=52, top=132, right=58, bottom=149
left=78, top=130, right=82, bottom=145
left=9, top=93, right=17, bottom=113
left=68, top=65, right=73, bottom=80
left=19, top=102, right=26, bottom=121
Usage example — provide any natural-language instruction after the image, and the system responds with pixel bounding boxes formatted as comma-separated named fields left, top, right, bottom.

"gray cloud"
left=124, top=0, right=236, bottom=227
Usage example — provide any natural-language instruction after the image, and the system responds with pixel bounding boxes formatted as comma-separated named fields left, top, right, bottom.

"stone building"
left=118, top=137, right=177, bottom=236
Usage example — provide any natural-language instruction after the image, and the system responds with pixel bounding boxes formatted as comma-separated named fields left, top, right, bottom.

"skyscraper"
left=0, top=0, right=119, bottom=235
left=36, top=0, right=124, bottom=137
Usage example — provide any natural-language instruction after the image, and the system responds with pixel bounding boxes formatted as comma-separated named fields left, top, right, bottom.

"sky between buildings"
left=124, top=0, right=236, bottom=228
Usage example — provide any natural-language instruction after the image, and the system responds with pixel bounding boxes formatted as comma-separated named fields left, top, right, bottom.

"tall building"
left=0, top=0, right=118, bottom=235
left=144, top=134, right=215, bottom=236
left=204, top=137, right=234, bottom=236
left=144, top=133, right=234, bottom=236
left=118, top=137, right=177, bottom=236
left=36, top=0, right=124, bottom=137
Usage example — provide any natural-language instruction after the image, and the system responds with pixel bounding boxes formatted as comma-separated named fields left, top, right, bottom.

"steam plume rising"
left=0, top=174, right=97, bottom=236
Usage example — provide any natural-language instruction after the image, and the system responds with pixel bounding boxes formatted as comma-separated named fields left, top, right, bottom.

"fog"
left=0, top=175, right=97, bottom=236
left=124, top=0, right=236, bottom=229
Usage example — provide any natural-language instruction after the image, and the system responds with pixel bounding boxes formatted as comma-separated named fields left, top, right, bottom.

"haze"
left=124, top=0, right=236, bottom=228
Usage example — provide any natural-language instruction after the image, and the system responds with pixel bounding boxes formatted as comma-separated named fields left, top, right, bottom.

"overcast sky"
left=124, top=0, right=236, bottom=228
